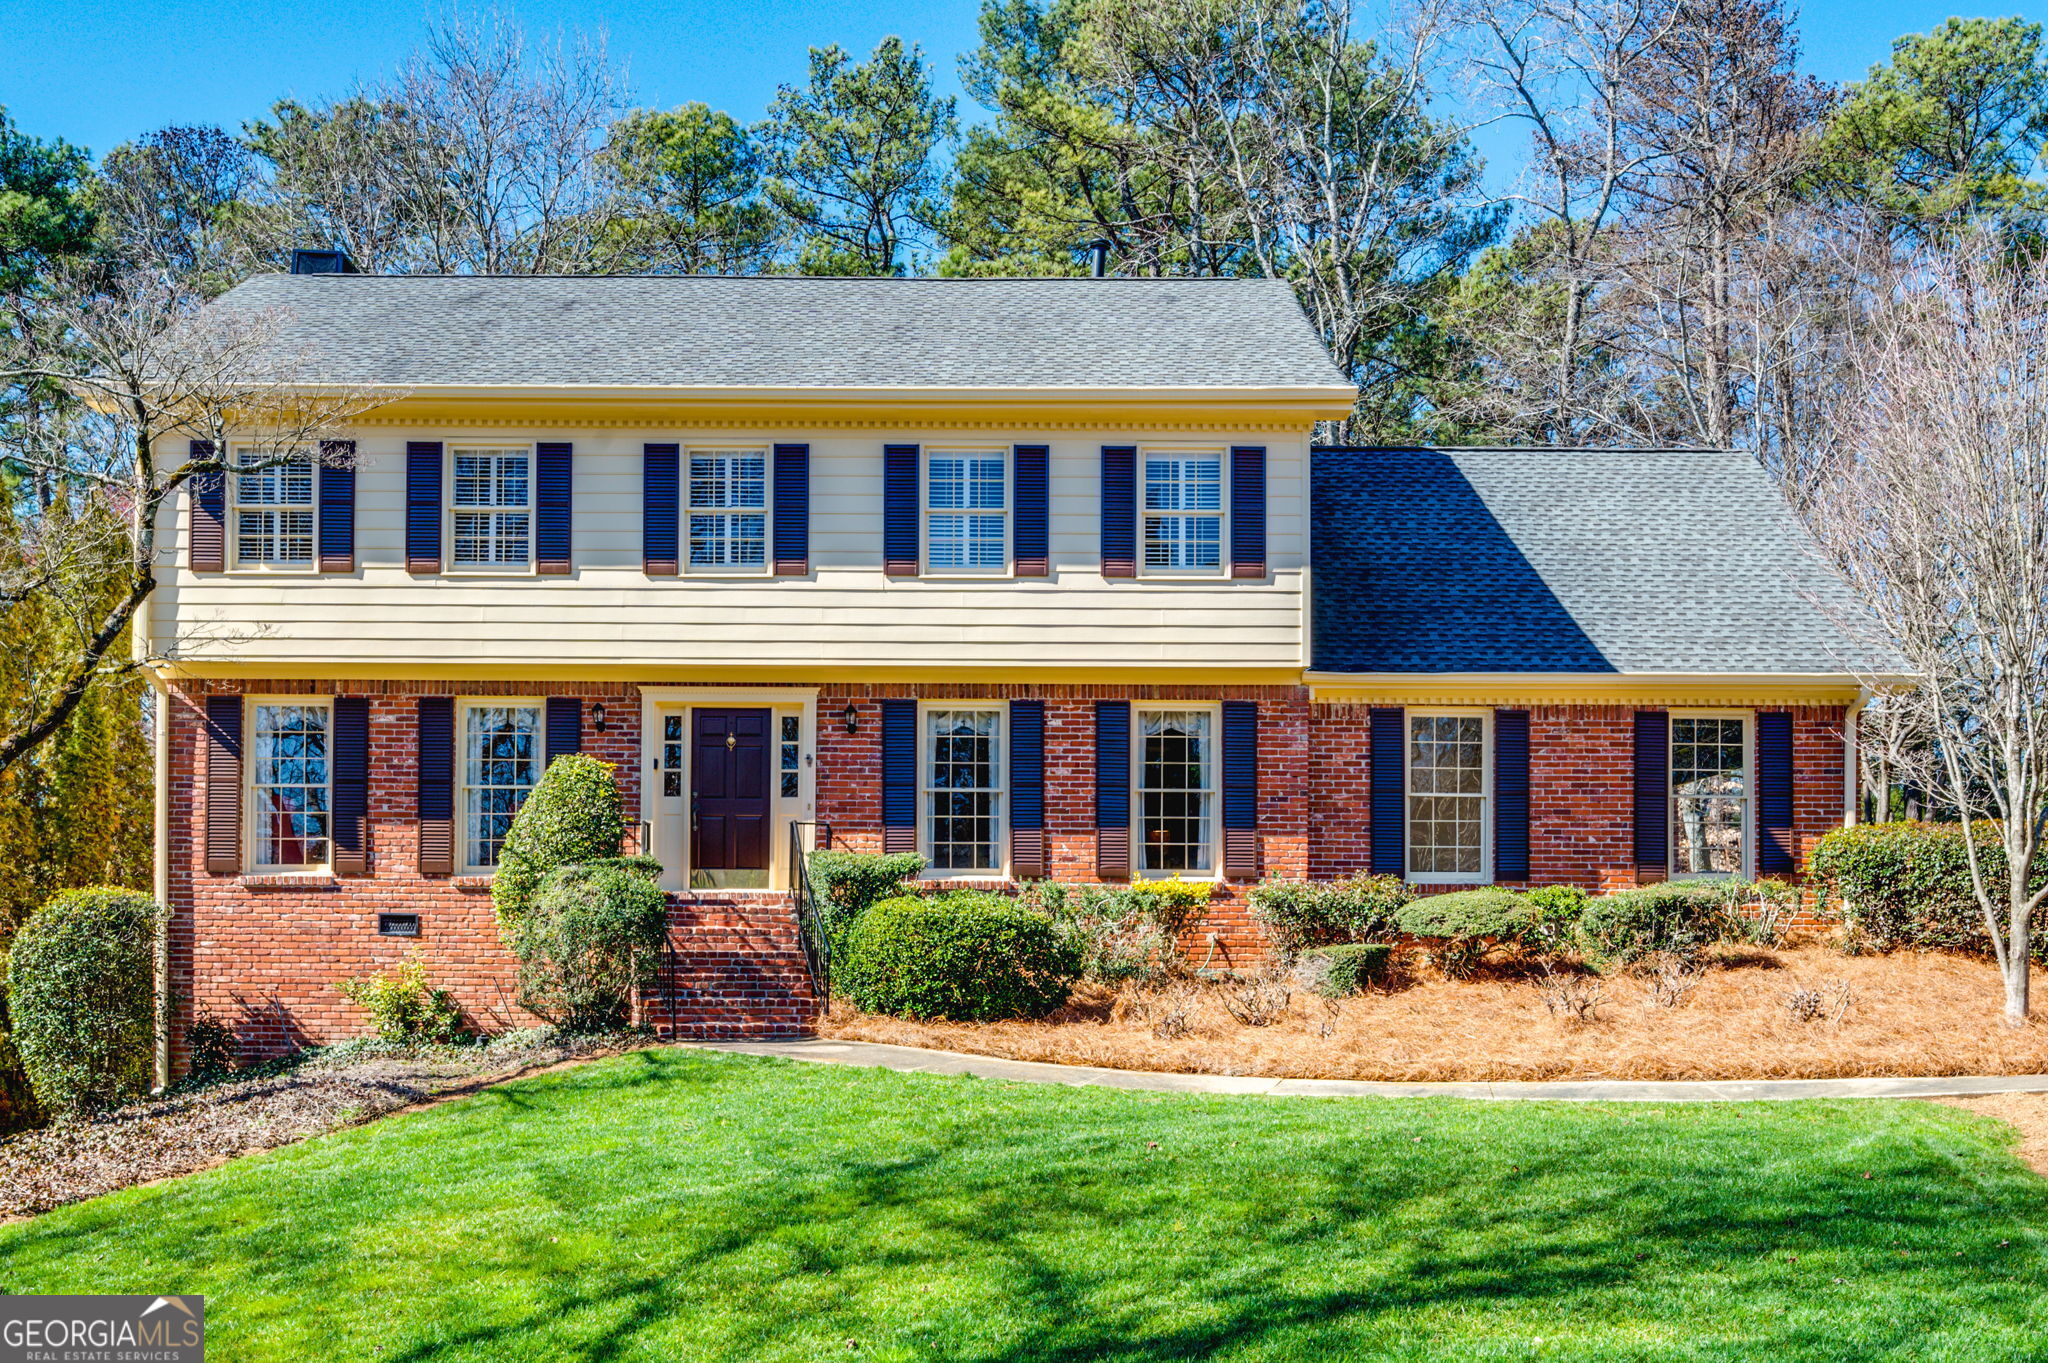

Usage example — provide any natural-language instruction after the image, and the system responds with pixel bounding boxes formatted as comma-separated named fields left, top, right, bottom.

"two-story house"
left=147, top=266, right=1887, bottom=1063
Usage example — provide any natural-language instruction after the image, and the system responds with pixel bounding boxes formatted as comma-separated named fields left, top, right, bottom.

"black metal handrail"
left=788, top=820, right=834, bottom=1000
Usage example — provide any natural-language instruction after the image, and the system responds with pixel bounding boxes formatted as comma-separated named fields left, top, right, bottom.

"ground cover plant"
left=4, top=1048, right=2048, bottom=1360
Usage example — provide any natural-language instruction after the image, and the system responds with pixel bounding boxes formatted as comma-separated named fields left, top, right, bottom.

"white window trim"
left=244, top=695, right=334, bottom=874
left=638, top=689, right=820, bottom=895
left=1131, top=702, right=1224, bottom=880
left=920, top=447, right=1012, bottom=579
left=445, top=444, right=536, bottom=576
left=1404, top=706, right=1492, bottom=886
left=683, top=445, right=774, bottom=578
left=1138, top=446, right=1228, bottom=580
left=227, top=443, right=319, bottom=574
left=1668, top=708, right=1753, bottom=880
left=916, top=701, right=1008, bottom=878
left=456, top=698, right=545, bottom=874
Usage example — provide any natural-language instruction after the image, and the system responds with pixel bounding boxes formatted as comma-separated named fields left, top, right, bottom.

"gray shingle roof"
left=206, top=273, right=1354, bottom=392
left=1310, top=447, right=1897, bottom=676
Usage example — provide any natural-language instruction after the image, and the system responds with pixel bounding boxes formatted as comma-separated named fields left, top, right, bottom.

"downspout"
left=1843, top=688, right=1869, bottom=827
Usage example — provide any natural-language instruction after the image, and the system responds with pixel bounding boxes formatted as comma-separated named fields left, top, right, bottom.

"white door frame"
left=638, top=687, right=819, bottom=894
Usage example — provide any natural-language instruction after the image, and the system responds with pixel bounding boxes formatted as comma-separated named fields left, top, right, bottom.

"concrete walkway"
left=688, top=1037, right=2048, bottom=1103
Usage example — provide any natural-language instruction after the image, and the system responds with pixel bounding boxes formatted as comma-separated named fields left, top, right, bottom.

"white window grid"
left=1406, top=711, right=1490, bottom=883
left=925, top=450, right=1008, bottom=573
left=248, top=700, right=331, bottom=869
left=450, top=447, right=531, bottom=568
left=687, top=448, right=769, bottom=572
left=1135, top=706, right=1217, bottom=875
left=1142, top=453, right=1223, bottom=574
left=461, top=702, right=542, bottom=871
left=923, top=706, right=1004, bottom=872
left=1671, top=713, right=1750, bottom=877
left=232, top=446, right=316, bottom=567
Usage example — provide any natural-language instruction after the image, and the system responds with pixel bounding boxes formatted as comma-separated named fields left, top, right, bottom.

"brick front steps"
left=643, top=892, right=821, bottom=1040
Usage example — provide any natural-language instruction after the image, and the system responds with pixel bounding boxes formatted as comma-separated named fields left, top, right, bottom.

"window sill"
left=453, top=875, right=495, bottom=891
left=237, top=872, right=339, bottom=889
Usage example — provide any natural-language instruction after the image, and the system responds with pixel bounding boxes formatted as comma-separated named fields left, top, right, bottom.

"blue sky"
left=1, top=0, right=2040, bottom=184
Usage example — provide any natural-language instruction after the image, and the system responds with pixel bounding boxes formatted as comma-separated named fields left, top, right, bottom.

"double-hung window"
left=687, top=449, right=768, bottom=571
left=1407, top=712, right=1489, bottom=881
left=924, top=706, right=1003, bottom=872
left=460, top=702, right=542, bottom=871
left=450, top=447, right=531, bottom=568
left=1672, top=715, right=1748, bottom=876
left=1136, top=707, right=1216, bottom=874
left=232, top=447, right=315, bottom=567
left=250, top=701, right=330, bottom=868
left=1142, top=453, right=1223, bottom=573
left=926, top=450, right=1007, bottom=572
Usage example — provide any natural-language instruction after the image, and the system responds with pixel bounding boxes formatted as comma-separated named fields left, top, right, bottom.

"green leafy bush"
left=0, top=968, right=43, bottom=1133
left=1396, top=889, right=1534, bottom=941
left=513, top=860, right=670, bottom=1030
left=1810, top=822, right=2048, bottom=957
left=335, top=950, right=466, bottom=1044
left=807, top=850, right=927, bottom=933
left=185, top=1016, right=239, bottom=1081
left=492, top=754, right=625, bottom=929
left=1574, top=884, right=1730, bottom=972
left=1522, top=884, right=1592, bottom=952
left=1250, top=874, right=1412, bottom=955
left=6, top=887, right=162, bottom=1113
left=1024, top=881, right=1187, bottom=983
left=1297, top=943, right=1394, bottom=997
left=837, top=892, right=1079, bottom=1020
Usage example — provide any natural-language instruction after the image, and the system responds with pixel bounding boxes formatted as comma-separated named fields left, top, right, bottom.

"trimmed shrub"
left=6, top=887, right=163, bottom=1113
left=492, top=754, right=626, bottom=929
left=1574, top=884, right=1729, bottom=972
left=1396, top=889, right=1535, bottom=942
left=1810, top=822, right=2048, bottom=957
left=1250, top=874, right=1412, bottom=955
left=807, top=850, right=927, bottom=934
left=1297, top=943, right=1394, bottom=997
left=335, top=950, right=466, bottom=1044
left=1522, top=884, right=1592, bottom=953
left=837, top=892, right=1079, bottom=1020
left=513, top=859, right=670, bottom=1030
left=1128, top=875, right=1216, bottom=936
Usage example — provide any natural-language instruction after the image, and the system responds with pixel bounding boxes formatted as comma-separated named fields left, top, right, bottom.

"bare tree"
left=1805, top=231, right=2048, bottom=1025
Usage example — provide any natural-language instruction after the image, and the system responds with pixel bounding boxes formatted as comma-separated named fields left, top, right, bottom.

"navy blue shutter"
left=417, top=697, right=455, bottom=875
left=203, top=695, right=243, bottom=873
left=405, top=441, right=443, bottom=575
left=1010, top=699, right=1046, bottom=878
left=1100, top=446, right=1137, bottom=578
left=883, top=444, right=920, bottom=577
left=331, top=697, right=370, bottom=876
left=1095, top=700, right=1131, bottom=877
left=1757, top=711, right=1796, bottom=874
left=317, top=440, right=355, bottom=573
left=1370, top=707, right=1405, bottom=875
left=773, top=443, right=810, bottom=576
left=1634, top=711, right=1670, bottom=878
left=643, top=444, right=679, bottom=576
left=1493, top=709, right=1530, bottom=882
left=881, top=698, right=917, bottom=853
left=1230, top=445, right=1266, bottom=579
left=189, top=440, right=224, bottom=572
left=1222, top=701, right=1258, bottom=879
left=1014, top=445, right=1049, bottom=577
left=545, top=697, right=583, bottom=767
left=535, top=442, right=572, bottom=575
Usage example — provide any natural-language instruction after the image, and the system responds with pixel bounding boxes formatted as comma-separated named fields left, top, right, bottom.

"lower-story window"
left=1672, top=714, right=1748, bottom=875
left=1137, top=707, right=1215, bottom=874
left=925, top=706, right=1002, bottom=872
left=250, top=701, right=330, bottom=868
left=1407, top=711, right=1488, bottom=881
left=462, top=702, right=542, bottom=871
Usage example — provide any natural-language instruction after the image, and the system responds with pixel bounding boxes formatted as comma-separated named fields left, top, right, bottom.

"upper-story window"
left=688, top=448, right=768, bottom=572
left=1143, top=453, right=1223, bottom=574
left=924, top=705, right=1004, bottom=872
left=1672, top=715, right=1748, bottom=876
left=450, top=446, right=531, bottom=569
left=1407, top=711, right=1489, bottom=883
left=1136, top=706, right=1216, bottom=875
left=232, top=446, right=315, bottom=567
left=249, top=700, right=330, bottom=869
left=926, top=450, right=1007, bottom=572
left=461, top=701, right=542, bottom=871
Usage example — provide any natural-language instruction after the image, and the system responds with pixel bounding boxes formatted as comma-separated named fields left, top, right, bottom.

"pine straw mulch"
left=0, top=1030, right=655, bottom=1221
left=822, top=944, right=2048, bottom=1084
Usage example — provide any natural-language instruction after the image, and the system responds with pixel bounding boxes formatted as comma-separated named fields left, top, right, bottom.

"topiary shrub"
left=1810, top=822, right=2048, bottom=957
left=1574, top=884, right=1730, bottom=973
left=492, top=754, right=625, bottom=930
left=6, top=887, right=163, bottom=1114
left=1250, top=874, right=1412, bottom=955
left=837, top=892, right=1080, bottom=1020
left=1296, top=943, right=1394, bottom=998
left=335, top=950, right=466, bottom=1044
left=513, top=859, right=670, bottom=1031
left=1396, top=890, right=1538, bottom=978
left=807, top=850, right=927, bottom=934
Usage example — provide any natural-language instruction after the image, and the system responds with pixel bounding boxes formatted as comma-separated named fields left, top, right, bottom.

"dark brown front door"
left=691, top=708, right=771, bottom=888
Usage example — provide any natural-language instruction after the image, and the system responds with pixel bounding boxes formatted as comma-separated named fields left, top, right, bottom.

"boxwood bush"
left=1250, top=874, right=1411, bottom=955
left=1574, top=884, right=1730, bottom=972
left=513, top=859, right=669, bottom=1030
left=837, top=892, right=1079, bottom=1020
left=1396, top=889, right=1535, bottom=942
left=1810, top=822, right=2048, bottom=957
left=807, top=850, right=927, bottom=934
left=492, top=754, right=625, bottom=929
left=6, top=887, right=163, bottom=1113
left=1297, top=943, right=1394, bottom=997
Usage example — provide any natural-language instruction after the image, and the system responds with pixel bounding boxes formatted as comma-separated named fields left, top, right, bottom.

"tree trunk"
left=2006, top=890, right=2033, bottom=1027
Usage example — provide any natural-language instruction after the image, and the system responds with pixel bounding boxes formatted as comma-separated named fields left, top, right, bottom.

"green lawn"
left=4, top=1050, right=2048, bottom=1361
